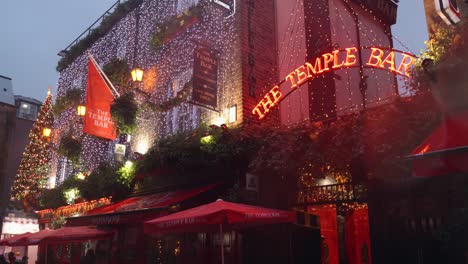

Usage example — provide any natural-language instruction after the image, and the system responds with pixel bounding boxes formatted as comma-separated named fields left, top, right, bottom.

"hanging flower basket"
left=58, top=135, right=82, bottom=165
left=111, top=93, right=139, bottom=134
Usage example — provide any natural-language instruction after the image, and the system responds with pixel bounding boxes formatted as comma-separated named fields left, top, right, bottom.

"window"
left=167, top=70, right=200, bottom=134
left=17, top=102, right=39, bottom=120
left=176, top=0, right=199, bottom=13
left=228, top=105, right=237, bottom=123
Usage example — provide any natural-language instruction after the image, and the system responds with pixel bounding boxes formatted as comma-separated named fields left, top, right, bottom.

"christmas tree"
left=11, top=90, right=54, bottom=205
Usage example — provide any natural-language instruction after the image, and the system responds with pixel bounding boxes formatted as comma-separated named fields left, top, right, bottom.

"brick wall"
left=239, top=0, right=280, bottom=126
left=53, top=0, right=281, bottom=181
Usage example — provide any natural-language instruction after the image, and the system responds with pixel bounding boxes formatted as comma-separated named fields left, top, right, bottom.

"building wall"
left=276, top=0, right=397, bottom=125
left=276, top=0, right=309, bottom=124
left=53, top=0, right=278, bottom=183
left=239, top=0, right=279, bottom=125
left=424, top=0, right=468, bottom=35
left=0, top=76, right=15, bottom=106
left=0, top=103, right=16, bottom=234
left=2, top=118, right=35, bottom=205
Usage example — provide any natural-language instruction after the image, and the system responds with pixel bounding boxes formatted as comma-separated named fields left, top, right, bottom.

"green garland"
left=111, top=93, right=139, bottom=134
left=56, top=0, right=142, bottom=72
left=52, top=89, right=83, bottom=117
left=144, top=80, right=192, bottom=112
left=58, top=134, right=82, bottom=165
left=149, top=5, right=203, bottom=51
left=103, top=58, right=131, bottom=91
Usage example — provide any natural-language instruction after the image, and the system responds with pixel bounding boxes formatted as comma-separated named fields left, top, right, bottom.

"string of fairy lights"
left=271, top=0, right=414, bottom=190
left=52, top=0, right=414, bottom=191
left=53, top=0, right=239, bottom=184
left=11, top=91, right=53, bottom=201
left=277, top=0, right=410, bottom=126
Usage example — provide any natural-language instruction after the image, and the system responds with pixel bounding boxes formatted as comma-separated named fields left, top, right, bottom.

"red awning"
left=144, top=199, right=296, bottom=235
left=66, top=183, right=220, bottom=226
left=409, top=111, right=468, bottom=177
left=0, top=232, right=32, bottom=246
left=410, top=111, right=468, bottom=156
left=9, top=227, right=113, bottom=246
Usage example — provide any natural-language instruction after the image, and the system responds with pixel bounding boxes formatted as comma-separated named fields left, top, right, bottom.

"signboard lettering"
left=192, top=48, right=218, bottom=107
left=84, top=58, right=117, bottom=140
left=252, top=47, right=417, bottom=120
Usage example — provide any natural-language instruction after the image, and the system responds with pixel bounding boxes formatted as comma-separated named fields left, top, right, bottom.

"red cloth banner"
left=308, top=205, right=339, bottom=264
left=83, top=57, right=117, bottom=140
left=345, top=208, right=372, bottom=264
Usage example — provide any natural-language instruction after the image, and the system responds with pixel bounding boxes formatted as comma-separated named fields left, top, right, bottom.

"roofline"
left=14, top=95, right=42, bottom=105
left=0, top=101, right=15, bottom=107
left=405, top=146, right=468, bottom=160
left=0, top=75, right=12, bottom=80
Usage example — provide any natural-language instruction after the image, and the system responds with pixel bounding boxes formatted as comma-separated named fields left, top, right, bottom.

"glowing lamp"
left=200, top=135, right=215, bottom=145
left=43, top=128, right=52, bottom=137
left=76, top=173, right=86, bottom=180
left=131, top=67, right=144, bottom=82
left=228, top=105, right=237, bottom=123
left=77, top=105, right=86, bottom=116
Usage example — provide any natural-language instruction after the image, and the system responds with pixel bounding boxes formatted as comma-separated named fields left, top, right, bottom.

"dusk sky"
left=0, top=1, right=428, bottom=102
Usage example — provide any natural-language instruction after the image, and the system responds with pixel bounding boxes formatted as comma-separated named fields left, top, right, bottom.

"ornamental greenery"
left=134, top=124, right=257, bottom=191
left=134, top=92, right=441, bottom=192
left=39, top=91, right=442, bottom=209
left=149, top=5, right=203, bottom=51
left=80, top=161, right=135, bottom=201
left=103, top=58, right=131, bottom=92
left=143, top=80, right=192, bottom=112
left=56, top=0, right=142, bottom=72
left=39, top=161, right=136, bottom=209
left=52, top=89, right=83, bottom=117
left=410, top=20, right=468, bottom=113
left=111, top=92, right=139, bottom=134
left=58, top=134, right=82, bottom=165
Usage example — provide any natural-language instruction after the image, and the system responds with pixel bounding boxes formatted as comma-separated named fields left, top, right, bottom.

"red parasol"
left=144, top=199, right=295, bottom=264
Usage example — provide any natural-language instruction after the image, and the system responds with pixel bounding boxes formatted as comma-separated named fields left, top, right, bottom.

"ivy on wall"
left=39, top=91, right=442, bottom=210
left=52, top=89, right=83, bottom=117
left=40, top=161, right=136, bottom=209
left=103, top=58, right=132, bottom=91
left=143, top=80, right=192, bottom=112
left=56, top=0, right=142, bottom=72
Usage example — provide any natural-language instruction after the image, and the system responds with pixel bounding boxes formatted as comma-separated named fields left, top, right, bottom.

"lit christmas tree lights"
left=11, top=90, right=54, bottom=205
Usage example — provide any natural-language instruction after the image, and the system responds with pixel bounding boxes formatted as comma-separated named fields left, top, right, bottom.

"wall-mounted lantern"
left=131, top=67, right=144, bottom=82
left=43, top=128, right=52, bottom=137
left=77, top=105, right=86, bottom=116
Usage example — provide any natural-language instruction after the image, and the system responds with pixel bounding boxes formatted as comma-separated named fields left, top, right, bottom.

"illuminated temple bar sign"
left=252, top=47, right=417, bottom=120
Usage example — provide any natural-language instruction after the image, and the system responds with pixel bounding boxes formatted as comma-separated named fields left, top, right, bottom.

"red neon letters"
left=252, top=47, right=417, bottom=120
left=252, top=85, right=282, bottom=120
left=367, top=48, right=416, bottom=77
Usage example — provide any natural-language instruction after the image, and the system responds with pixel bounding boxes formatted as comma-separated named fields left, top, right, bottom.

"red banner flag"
left=83, top=57, right=117, bottom=140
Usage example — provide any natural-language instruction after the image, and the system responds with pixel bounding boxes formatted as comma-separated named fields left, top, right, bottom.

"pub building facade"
left=34, top=0, right=425, bottom=263
left=44, top=0, right=319, bottom=263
